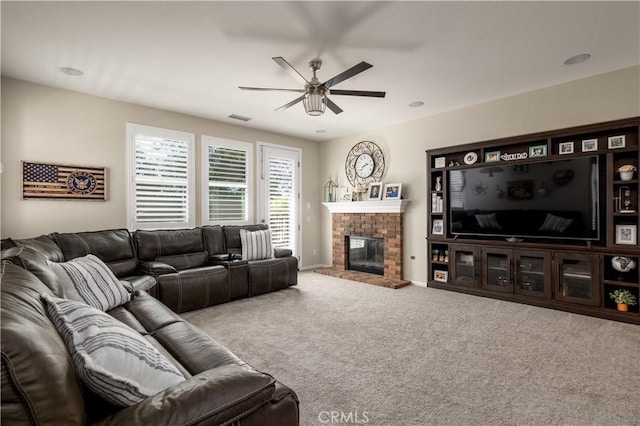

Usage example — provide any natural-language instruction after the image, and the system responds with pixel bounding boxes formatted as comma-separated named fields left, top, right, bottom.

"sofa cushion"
left=1, top=263, right=86, bottom=425
left=202, top=225, right=226, bottom=255
left=47, top=254, right=130, bottom=311
left=135, top=228, right=205, bottom=261
left=41, top=294, right=186, bottom=407
left=53, top=229, right=138, bottom=278
left=240, top=229, right=273, bottom=261
left=156, top=251, right=209, bottom=271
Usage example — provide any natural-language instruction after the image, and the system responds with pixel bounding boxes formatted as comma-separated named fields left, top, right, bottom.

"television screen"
left=448, top=156, right=600, bottom=241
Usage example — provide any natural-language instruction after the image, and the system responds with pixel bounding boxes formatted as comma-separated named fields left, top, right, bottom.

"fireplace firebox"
left=347, top=236, right=384, bottom=275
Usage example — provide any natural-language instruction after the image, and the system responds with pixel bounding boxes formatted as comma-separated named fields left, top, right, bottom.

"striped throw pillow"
left=240, top=229, right=274, bottom=261
left=539, top=213, right=573, bottom=233
left=41, top=294, right=185, bottom=406
left=48, top=254, right=130, bottom=311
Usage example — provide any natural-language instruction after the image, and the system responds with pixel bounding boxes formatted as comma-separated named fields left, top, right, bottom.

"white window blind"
left=268, top=156, right=295, bottom=249
left=126, top=124, right=195, bottom=230
left=201, top=136, right=252, bottom=225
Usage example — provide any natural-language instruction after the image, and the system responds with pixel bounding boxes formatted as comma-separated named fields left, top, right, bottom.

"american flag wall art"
left=22, top=161, right=107, bottom=200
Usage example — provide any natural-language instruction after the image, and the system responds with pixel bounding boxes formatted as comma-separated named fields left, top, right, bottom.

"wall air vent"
left=228, top=114, right=252, bottom=122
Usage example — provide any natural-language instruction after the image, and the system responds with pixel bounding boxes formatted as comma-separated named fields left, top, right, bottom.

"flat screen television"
left=448, top=156, right=600, bottom=241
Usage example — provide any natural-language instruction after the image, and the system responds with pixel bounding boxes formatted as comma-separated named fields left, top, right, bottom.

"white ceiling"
left=2, top=1, right=639, bottom=141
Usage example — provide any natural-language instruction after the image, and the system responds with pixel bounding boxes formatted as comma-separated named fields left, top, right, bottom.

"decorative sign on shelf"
left=500, top=152, right=528, bottom=161
left=22, top=161, right=107, bottom=201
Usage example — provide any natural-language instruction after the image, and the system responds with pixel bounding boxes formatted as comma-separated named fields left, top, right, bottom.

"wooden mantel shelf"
left=322, top=199, right=409, bottom=214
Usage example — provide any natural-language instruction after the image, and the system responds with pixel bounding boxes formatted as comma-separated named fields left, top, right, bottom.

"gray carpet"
left=182, top=272, right=640, bottom=426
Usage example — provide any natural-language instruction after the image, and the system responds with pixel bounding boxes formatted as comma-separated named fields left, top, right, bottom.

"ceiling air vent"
left=228, top=114, right=252, bottom=122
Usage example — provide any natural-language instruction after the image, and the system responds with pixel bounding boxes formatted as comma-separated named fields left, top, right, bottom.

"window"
left=201, top=136, right=252, bottom=225
left=126, top=123, right=195, bottom=230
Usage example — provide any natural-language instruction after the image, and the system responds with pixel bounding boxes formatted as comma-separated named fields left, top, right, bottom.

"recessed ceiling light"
left=315, top=129, right=327, bottom=134
left=409, top=101, right=424, bottom=108
left=563, top=54, right=591, bottom=65
left=59, top=67, right=84, bottom=76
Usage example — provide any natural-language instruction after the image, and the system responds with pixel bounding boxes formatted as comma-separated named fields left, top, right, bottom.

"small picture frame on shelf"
left=433, top=270, right=448, bottom=282
left=434, top=157, right=446, bottom=168
left=529, top=144, right=547, bottom=158
left=582, top=138, right=598, bottom=152
left=615, top=225, right=637, bottom=245
left=432, top=219, right=444, bottom=235
left=559, top=141, right=574, bottom=155
left=335, top=187, right=348, bottom=202
left=608, top=135, right=626, bottom=149
left=341, top=192, right=352, bottom=202
left=485, top=151, right=501, bottom=163
left=383, top=183, right=402, bottom=200
left=367, top=182, right=383, bottom=200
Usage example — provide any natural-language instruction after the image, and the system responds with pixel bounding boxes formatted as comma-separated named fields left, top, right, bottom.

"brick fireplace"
left=316, top=200, right=410, bottom=289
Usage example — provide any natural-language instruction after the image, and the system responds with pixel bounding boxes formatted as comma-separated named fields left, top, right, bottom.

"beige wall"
left=320, top=66, right=640, bottom=285
left=0, top=77, right=324, bottom=268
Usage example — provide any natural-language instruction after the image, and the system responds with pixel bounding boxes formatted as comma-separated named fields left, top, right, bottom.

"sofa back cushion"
left=202, top=225, right=226, bottom=255
left=1, top=263, right=86, bottom=425
left=14, top=236, right=67, bottom=296
left=135, top=228, right=207, bottom=270
left=53, top=229, right=137, bottom=278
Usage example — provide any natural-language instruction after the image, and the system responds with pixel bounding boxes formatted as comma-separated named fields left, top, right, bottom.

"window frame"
left=126, top=123, right=196, bottom=230
left=200, top=135, right=253, bottom=226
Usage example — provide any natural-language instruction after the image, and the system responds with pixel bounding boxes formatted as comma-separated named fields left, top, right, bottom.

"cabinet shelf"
left=613, top=179, right=638, bottom=185
left=432, top=260, right=449, bottom=266
left=602, top=279, right=640, bottom=288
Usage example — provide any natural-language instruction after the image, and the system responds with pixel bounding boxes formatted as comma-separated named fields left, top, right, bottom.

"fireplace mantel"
left=322, top=199, right=409, bottom=214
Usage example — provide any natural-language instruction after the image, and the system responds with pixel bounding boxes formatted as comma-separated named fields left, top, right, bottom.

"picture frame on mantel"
left=383, top=183, right=402, bottom=200
left=368, top=182, right=383, bottom=200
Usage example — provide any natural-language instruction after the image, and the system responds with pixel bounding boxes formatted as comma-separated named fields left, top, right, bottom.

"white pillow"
left=41, top=293, right=185, bottom=407
left=539, top=213, right=573, bottom=233
left=240, top=229, right=274, bottom=261
left=47, top=254, right=130, bottom=311
left=475, top=213, right=502, bottom=230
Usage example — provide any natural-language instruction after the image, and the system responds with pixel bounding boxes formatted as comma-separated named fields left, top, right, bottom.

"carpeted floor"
left=182, top=272, right=640, bottom=426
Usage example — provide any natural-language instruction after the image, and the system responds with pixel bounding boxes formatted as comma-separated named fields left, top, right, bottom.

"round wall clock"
left=345, top=141, right=385, bottom=186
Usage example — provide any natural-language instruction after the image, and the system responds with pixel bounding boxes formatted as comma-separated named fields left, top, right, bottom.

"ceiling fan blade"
left=322, top=61, right=373, bottom=88
left=325, top=97, right=343, bottom=115
left=272, top=57, right=310, bottom=85
left=330, top=89, right=386, bottom=98
left=275, top=94, right=306, bottom=111
left=239, top=86, right=305, bottom=93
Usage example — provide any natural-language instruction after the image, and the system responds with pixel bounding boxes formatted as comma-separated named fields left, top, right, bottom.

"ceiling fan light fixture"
left=303, top=86, right=327, bottom=116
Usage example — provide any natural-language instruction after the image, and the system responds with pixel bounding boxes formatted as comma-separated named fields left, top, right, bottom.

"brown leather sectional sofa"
left=1, top=225, right=299, bottom=425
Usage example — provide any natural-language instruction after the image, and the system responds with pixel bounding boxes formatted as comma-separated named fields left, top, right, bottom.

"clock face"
left=355, top=153, right=374, bottom=178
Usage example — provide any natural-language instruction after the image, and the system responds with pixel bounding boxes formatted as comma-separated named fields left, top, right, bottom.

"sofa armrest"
left=138, top=261, right=177, bottom=276
left=95, top=367, right=276, bottom=426
left=274, top=248, right=292, bottom=258
left=209, top=253, right=233, bottom=262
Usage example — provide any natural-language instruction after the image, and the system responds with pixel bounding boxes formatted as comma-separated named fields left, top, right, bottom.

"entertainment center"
left=426, top=117, right=639, bottom=324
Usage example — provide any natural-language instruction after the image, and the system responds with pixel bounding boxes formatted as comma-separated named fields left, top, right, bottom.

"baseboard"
left=300, top=264, right=331, bottom=271
left=411, top=280, right=427, bottom=288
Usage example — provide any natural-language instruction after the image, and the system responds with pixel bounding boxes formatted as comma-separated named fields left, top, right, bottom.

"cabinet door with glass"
left=481, top=248, right=513, bottom=293
left=449, top=245, right=479, bottom=288
left=514, top=251, right=552, bottom=299
left=555, top=253, right=600, bottom=306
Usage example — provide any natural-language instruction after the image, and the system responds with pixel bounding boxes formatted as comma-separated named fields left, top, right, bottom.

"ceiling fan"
left=239, top=57, right=386, bottom=116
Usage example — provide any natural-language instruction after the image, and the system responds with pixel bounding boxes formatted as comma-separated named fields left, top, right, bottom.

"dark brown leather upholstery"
left=135, top=228, right=231, bottom=313
left=52, top=229, right=156, bottom=293
left=207, top=224, right=298, bottom=297
left=1, top=261, right=299, bottom=425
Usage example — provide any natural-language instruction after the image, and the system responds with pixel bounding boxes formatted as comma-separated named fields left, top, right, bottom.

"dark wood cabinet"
left=555, top=253, right=600, bottom=306
left=427, top=117, right=640, bottom=324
